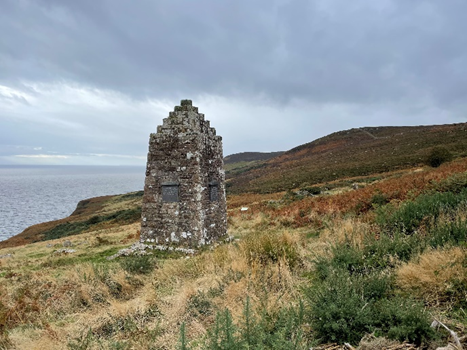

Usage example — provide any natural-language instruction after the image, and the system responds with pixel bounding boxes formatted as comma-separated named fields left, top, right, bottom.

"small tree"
left=427, top=146, right=452, bottom=168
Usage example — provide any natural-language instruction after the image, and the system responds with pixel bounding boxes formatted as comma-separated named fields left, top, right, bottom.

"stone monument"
left=140, top=100, right=227, bottom=247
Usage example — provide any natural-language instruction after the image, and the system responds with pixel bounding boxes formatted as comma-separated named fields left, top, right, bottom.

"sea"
left=0, top=165, right=145, bottom=242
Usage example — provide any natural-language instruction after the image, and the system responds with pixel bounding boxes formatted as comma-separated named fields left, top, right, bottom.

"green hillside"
left=227, top=123, right=467, bottom=194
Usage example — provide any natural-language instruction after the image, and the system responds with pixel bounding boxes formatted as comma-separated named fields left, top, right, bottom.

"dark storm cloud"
left=1, top=0, right=467, bottom=165
left=1, top=0, right=466, bottom=105
left=1, top=0, right=280, bottom=99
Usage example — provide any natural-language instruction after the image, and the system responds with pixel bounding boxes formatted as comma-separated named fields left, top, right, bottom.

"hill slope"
left=224, top=151, right=284, bottom=179
left=1, top=157, right=467, bottom=348
left=0, top=192, right=143, bottom=249
left=224, top=151, right=284, bottom=164
left=227, top=123, right=467, bottom=194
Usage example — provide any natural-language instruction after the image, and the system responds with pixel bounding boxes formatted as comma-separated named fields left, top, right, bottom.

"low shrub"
left=119, top=254, right=156, bottom=275
left=187, top=291, right=213, bottom=317
left=203, top=298, right=307, bottom=349
left=282, top=190, right=303, bottom=203
left=206, top=308, right=239, bottom=349
left=428, top=219, right=467, bottom=249
left=314, top=243, right=366, bottom=280
left=304, top=271, right=391, bottom=345
left=90, top=263, right=124, bottom=298
left=429, top=172, right=467, bottom=194
left=426, top=146, right=453, bottom=168
left=363, top=233, right=421, bottom=268
left=105, top=207, right=142, bottom=224
left=376, top=190, right=467, bottom=234
left=315, top=234, right=420, bottom=281
left=370, top=192, right=390, bottom=207
left=300, top=186, right=322, bottom=195
left=304, top=270, right=433, bottom=346
left=375, top=297, right=435, bottom=345
left=117, top=191, right=144, bottom=201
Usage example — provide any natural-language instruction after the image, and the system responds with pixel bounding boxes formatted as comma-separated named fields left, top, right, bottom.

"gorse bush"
left=315, top=234, right=421, bottom=281
left=314, top=242, right=367, bottom=280
left=304, top=268, right=434, bottom=345
left=305, top=271, right=389, bottom=345
left=202, top=298, right=307, bottom=349
left=376, top=189, right=467, bottom=234
left=375, top=297, right=435, bottom=345
left=179, top=297, right=307, bottom=349
left=363, top=233, right=421, bottom=267
left=306, top=228, right=440, bottom=346
left=426, top=146, right=452, bottom=168
left=206, top=309, right=239, bottom=349
left=308, top=184, right=467, bottom=346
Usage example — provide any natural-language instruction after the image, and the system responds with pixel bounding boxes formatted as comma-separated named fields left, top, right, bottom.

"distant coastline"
left=0, top=165, right=145, bottom=241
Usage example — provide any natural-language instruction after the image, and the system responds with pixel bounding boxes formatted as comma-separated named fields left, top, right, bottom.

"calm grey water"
left=0, top=165, right=145, bottom=242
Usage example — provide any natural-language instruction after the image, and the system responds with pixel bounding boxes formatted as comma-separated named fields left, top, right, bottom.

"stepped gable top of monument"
left=173, top=99, right=198, bottom=113
left=156, top=99, right=220, bottom=139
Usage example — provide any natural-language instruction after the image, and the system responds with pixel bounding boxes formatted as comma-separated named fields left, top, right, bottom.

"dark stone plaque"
left=162, top=185, right=179, bottom=202
left=209, top=184, right=219, bottom=201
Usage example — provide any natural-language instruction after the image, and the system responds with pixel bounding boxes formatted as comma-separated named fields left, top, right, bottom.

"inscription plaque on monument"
left=162, top=184, right=179, bottom=202
left=209, top=182, right=219, bottom=201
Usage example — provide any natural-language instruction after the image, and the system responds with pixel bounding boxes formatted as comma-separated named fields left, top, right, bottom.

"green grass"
left=42, top=207, right=142, bottom=241
left=119, top=254, right=156, bottom=275
left=38, top=247, right=123, bottom=269
left=26, top=252, right=49, bottom=259
left=116, top=191, right=144, bottom=201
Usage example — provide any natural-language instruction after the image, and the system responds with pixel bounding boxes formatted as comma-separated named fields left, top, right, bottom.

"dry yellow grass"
left=397, top=247, right=467, bottom=306
left=318, top=216, right=372, bottom=248
left=0, top=208, right=314, bottom=349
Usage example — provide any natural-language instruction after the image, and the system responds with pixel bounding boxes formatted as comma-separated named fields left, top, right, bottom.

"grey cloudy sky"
left=1, top=0, right=466, bottom=165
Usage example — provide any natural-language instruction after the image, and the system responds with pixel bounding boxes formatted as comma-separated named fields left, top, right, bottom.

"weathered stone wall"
left=140, top=100, right=227, bottom=247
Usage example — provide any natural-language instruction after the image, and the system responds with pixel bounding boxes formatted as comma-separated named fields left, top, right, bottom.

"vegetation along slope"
left=227, top=123, right=467, bottom=194
left=0, top=122, right=467, bottom=349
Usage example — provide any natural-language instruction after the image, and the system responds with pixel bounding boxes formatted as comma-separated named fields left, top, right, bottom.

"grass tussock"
left=240, top=230, right=302, bottom=268
left=397, top=247, right=467, bottom=307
